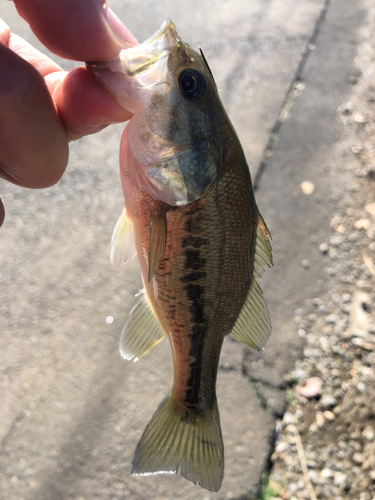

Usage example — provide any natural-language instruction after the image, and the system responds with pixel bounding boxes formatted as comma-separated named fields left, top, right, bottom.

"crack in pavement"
left=254, top=0, right=332, bottom=189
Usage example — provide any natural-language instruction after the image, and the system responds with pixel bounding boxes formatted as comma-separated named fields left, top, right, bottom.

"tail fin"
left=131, top=393, right=224, bottom=492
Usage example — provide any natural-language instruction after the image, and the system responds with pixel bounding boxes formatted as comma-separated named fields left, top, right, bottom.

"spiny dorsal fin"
left=148, top=205, right=167, bottom=282
left=111, top=207, right=136, bottom=271
left=132, top=392, right=224, bottom=492
left=229, top=211, right=273, bottom=350
left=120, top=289, right=165, bottom=362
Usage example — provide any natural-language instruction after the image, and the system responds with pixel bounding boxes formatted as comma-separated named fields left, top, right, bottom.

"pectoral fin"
left=120, top=289, right=165, bottom=361
left=111, top=207, right=136, bottom=271
left=229, top=211, right=273, bottom=350
left=148, top=205, right=167, bottom=282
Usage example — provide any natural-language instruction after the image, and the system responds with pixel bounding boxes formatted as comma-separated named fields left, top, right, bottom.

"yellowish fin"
left=111, top=207, right=136, bottom=271
left=229, top=212, right=273, bottom=350
left=132, top=393, right=224, bottom=492
left=148, top=206, right=167, bottom=282
left=254, top=211, right=273, bottom=276
left=120, top=290, right=165, bottom=362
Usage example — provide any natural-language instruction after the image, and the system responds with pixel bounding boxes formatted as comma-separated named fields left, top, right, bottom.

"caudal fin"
left=131, top=394, right=224, bottom=492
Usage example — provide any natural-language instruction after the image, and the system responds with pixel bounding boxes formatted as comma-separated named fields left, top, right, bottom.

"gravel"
left=267, top=3, right=375, bottom=499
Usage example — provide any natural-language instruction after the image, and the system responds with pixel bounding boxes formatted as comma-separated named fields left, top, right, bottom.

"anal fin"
left=120, top=289, right=165, bottom=361
left=148, top=205, right=167, bottom=282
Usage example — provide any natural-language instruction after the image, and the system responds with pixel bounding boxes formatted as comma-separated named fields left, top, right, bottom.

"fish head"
left=88, top=19, right=226, bottom=206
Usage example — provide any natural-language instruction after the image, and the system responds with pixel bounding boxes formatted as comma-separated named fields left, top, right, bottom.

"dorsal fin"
left=254, top=211, right=273, bottom=277
left=120, top=289, right=165, bottom=362
left=229, top=211, right=273, bottom=350
left=111, top=207, right=136, bottom=271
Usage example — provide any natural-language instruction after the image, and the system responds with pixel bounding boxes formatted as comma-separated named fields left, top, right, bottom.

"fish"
left=87, top=19, right=273, bottom=492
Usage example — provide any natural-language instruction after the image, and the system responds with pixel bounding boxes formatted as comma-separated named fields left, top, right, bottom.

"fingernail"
left=0, top=198, right=5, bottom=228
left=103, top=6, right=138, bottom=47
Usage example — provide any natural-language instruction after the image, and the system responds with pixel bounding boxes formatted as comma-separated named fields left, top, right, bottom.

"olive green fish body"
left=88, top=19, right=272, bottom=492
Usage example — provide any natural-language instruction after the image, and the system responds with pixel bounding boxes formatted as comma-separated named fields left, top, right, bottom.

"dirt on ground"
left=268, top=4, right=375, bottom=500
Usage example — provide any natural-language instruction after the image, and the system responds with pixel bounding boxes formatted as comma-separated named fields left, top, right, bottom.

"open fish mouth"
left=120, top=19, right=179, bottom=77
left=87, top=19, right=178, bottom=79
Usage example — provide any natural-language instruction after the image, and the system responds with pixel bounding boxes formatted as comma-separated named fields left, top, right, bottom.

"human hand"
left=0, top=0, right=138, bottom=227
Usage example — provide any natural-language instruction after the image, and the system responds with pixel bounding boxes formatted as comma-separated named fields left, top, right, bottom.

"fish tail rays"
left=131, top=393, right=224, bottom=492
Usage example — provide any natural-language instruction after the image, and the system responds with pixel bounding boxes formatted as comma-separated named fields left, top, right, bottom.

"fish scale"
left=88, top=18, right=272, bottom=492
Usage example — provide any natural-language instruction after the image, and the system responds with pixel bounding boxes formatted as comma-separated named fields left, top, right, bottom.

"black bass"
left=88, top=19, right=272, bottom=492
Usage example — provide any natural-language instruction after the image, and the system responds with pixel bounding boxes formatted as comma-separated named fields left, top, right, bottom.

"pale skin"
left=0, top=0, right=138, bottom=227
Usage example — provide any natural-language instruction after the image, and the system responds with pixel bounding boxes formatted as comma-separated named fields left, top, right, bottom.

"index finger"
left=13, top=0, right=138, bottom=61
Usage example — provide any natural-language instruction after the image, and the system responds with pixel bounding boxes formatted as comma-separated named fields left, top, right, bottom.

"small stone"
left=369, top=469, right=375, bottom=480
left=359, top=492, right=370, bottom=500
left=301, top=181, right=315, bottom=195
left=336, top=224, right=346, bottom=233
left=357, top=382, right=366, bottom=393
left=302, top=259, right=310, bottom=268
left=284, top=412, right=297, bottom=425
left=333, top=472, right=347, bottom=486
left=362, top=425, right=375, bottom=441
left=316, top=412, right=324, bottom=427
left=352, top=452, right=364, bottom=464
left=330, top=234, right=343, bottom=246
left=325, top=314, right=338, bottom=324
left=349, top=291, right=372, bottom=337
left=309, top=470, right=318, bottom=482
left=296, top=377, right=323, bottom=398
left=352, top=112, right=365, bottom=123
left=342, top=293, right=352, bottom=303
left=319, top=242, right=329, bottom=254
left=323, top=411, right=335, bottom=421
left=354, top=219, right=370, bottom=230
left=365, top=202, right=375, bottom=218
left=320, top=468, right=334, bottom=478
left=320, top=394, right=337, bottom=408
left=276, top=442, right=289, bottom=454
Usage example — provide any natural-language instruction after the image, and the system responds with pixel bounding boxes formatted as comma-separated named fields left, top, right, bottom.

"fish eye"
left=178, top=69, right=206, bottom=101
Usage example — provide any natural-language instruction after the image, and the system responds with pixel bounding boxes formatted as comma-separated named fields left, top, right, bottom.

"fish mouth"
left=119, top=19, right=179, bottom=77
left=86, top=19, right=180, bottom=111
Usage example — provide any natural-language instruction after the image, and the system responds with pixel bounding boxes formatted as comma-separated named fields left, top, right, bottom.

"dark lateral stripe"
left=185, top=249, right=206, bottom=271
left=181, top=236, right=208, bottom=249
left=179, top=271, right=206, bottom=283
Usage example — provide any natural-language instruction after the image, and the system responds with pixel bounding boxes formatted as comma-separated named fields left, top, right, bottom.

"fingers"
left=47, top=67, right=133, bottom=140
left=13, top=0, right=138, bottom=61
left=0, top=42, right=69, bottom=188
left=8, top=32, right=62, bottom=76
left=1, top=19, right=132, bottom=141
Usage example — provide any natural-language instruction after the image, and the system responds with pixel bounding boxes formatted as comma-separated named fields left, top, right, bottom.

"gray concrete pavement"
left=0, top=0, right=368, bottom=499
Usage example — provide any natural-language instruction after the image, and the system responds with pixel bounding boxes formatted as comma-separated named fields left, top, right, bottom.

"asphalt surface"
left=0, top=0, right=368, bottom=499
